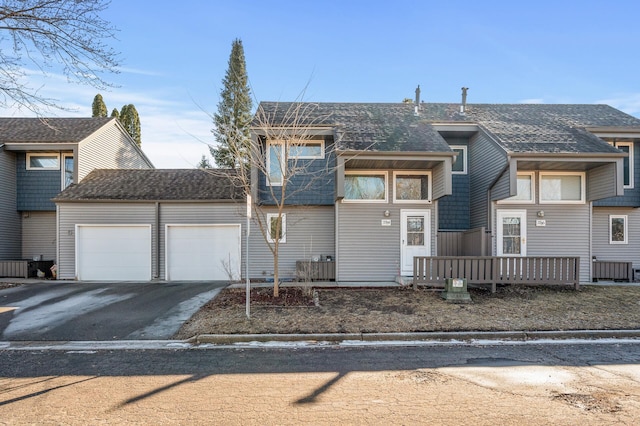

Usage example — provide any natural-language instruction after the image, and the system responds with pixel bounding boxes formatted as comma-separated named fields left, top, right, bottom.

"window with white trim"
left=610, top=215, right=628, bottom=244
left=539, top=172, right=585, bottom=204
left=27, top=153, right=60, bottom=170
left=614, top=142, right=634, bottom=189
left=393, top=171, right=431, bottom=203
left=451, top=145, right=467, bottom=174
left=266, top=141, right=285, bottom=186
left=62, top=154, right=74, bottom=189
left=498, top=172, right=535, bottom=204
left=266, top=213, right=286, bottom=243
left=289, top=140, right=324, bottom=159
left=344, top=171, right=387, bottom=202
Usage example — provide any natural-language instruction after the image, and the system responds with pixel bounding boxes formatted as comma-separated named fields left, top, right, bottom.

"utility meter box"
left=441, top=278, right=472, bottom=303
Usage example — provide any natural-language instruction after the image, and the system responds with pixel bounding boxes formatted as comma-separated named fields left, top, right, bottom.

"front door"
left=496, top=210, right=527, bottom=256
left=401, top=210, right=431, bottom=275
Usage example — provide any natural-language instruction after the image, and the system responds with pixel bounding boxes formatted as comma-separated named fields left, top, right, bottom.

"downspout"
left=155, top=202, right=160, bottom=279
left=588, top=201, right=593, bottom=283
left=434, top=200, right=438, bottom=255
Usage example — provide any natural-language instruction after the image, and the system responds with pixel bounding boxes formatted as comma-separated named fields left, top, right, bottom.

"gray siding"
left=57, top=203, right=157, bottom=280
left=469, top=131, right=508, bottom=229
left=494, top=203, right=592, bottom=282
left=587, top=163, right=617, bottom=201
left=248, top=206, right=335, bottom=279
left=595, top=140, right=640, bottom=207
left=432, top=161, right=450, bottom=200
left=336, top=202, right=435, bottom=281
left=158, top=203, right=246, bottom=280
left=16, top=152, right=64, bottom=211
left=0, top=150, right=20, bottom=258
left=22, top=211, right=56, bottom=261
left=490, top=168, right=511, bottom=201
left=592, top=207, right=640, bottom=269
left=78, top=121, right=151, bottom=181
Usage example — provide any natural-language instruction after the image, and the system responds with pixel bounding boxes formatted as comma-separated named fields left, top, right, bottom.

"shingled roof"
left=54, top=169, right=243, bottom=202
left=0, top=117, right=114, bottom=144
left=255, top=102, right=640, bottom=155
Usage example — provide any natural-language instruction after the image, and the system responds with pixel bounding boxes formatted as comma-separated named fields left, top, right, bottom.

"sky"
left=4, top=0, right=640, bottom=168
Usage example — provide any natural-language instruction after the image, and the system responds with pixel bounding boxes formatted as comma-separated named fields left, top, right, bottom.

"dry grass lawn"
left=174, top=284, right=640, bottom=339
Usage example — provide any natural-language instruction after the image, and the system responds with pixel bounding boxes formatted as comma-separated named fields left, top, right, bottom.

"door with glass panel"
left=400, top=210, right=431, bottom=275
left=496, top=210, right=527, bottom=256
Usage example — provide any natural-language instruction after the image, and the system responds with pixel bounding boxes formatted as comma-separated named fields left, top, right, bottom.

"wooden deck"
left=413, top=256, right=580, bottom=292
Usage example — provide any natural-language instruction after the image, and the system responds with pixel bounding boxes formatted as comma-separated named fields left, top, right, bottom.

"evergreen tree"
left=110, top=107, right=119, bottom=119
left=92, top=93, right=108, bottom=117
left=196, top=155, right=212, bottom=169
left=119, top=104, right=141, bottom=147
left=210, top=38, right=252, bottom=169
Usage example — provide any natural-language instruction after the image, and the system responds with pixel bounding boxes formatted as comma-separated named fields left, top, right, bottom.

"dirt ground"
left=174, top=284, right=640, bottom=339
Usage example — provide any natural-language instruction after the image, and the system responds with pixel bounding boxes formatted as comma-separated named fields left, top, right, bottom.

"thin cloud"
left=519, top=98, right=544, bottom=104
left=596, top=93, right=640, bottom=117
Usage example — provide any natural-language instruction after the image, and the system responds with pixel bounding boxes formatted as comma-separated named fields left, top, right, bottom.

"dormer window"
left=27, top=153, right=60, bottom=170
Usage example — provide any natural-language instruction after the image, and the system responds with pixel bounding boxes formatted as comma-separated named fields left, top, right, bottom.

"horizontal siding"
left=22, top=211, right=56, bottom=261
left=494, top=203, right=592, bottom=281
left=78, top=121, right=151, bottom=181
left=592, top=207, right=640, bottom=269
left=0, top=150, right=20, bottom=258
left=337, top=202, right=435, bottom=281
left=469, top=132, right=508, bottom=229
left=57, top=203, right=157, bottom=280
left=490, top=169, right=511, bottom=201
left=158, top=203, right=246, bottom=280
left=595, top=140, right=640, bottom=207
left=248, top=206, right=335, bottom=280
left=587, top=163, right=617, bottom=201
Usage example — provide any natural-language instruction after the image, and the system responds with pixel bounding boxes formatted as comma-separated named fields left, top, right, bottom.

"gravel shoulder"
left=174, top=284, right=640, bottom=339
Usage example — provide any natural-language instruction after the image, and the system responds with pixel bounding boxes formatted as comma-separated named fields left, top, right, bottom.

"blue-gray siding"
left=438, top=139, right=469, bottom=230
left=470, top=132, right=508, bottom=229
left=592, top=207, right=640, bottom=269
left=16, top=152, right=65, bottom=211
left=595, top=140, right=640, bottom=207
left=0, top=150, right=20, bottom=258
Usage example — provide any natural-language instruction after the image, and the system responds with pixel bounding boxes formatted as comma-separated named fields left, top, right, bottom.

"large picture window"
left=393, top=171, right=431, bottom=203
left=499, top=172, right=535, bottom=204
left=539, top=172, right=585, bottom=204
left=266, top=213, right=286, bottom=243
left=344, top=171, right=387, bottom=202
left=610, top=215, right=628, bottom=244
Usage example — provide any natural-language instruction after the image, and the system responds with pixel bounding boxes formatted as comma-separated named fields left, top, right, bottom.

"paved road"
left=1, top=341, right=639, bottom=424
left=0, top=281, right=227, bottom=340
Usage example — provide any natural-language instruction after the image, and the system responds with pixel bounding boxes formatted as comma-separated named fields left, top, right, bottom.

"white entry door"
left=496, top=210, right=527, bottom=256
left=400, top=210, right=431, bottom=275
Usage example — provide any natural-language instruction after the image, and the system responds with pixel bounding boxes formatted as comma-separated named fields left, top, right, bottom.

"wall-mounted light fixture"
left=537, top=210, right=545, bottom=218
left=383, top=210, right=390, bottom=217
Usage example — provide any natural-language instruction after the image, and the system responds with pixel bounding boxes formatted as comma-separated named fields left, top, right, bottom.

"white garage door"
left=76, top=225, right=152, bottom=281
left=166, top=224, right=241, bottom=281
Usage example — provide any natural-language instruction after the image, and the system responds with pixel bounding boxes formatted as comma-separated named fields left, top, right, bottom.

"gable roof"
left=255, top=102, right=640, bottom=155
left=0, top=117, right=114, bottom=144
left=54, top=169, right=243, bottom=202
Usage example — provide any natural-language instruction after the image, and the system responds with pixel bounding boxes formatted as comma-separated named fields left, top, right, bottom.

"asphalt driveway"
left=0, top=281, right=227, bottom=341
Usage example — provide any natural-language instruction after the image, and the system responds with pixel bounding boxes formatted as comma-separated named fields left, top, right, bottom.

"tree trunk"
left=273, top=253, right=280, bottom=298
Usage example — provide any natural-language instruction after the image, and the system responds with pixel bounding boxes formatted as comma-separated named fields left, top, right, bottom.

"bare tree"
left=211, top=101, right=334, bottom=297
left=0, top=0, right=120, bottom=112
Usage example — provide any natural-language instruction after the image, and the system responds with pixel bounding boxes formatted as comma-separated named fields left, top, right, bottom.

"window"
left=266, top=141, right=285, bottom=186
left=451, top=145, right=467, bottom=174
left=610, top=215, right=628, bottom=244
left=393, top=171, right=431, bottom=203
left=289, top=140, right=324, bottom=159
left=539, top=172, right=585, bottom=204
left=344, top=171, right=387, bottom=202
left=26, top=153, right=60, bottom=170
left=614, top=142, right=634, bottom=189
left=266, top=213, right=286, bottom=243
left=498, top=172, right=535, bottom=204
left=63, top=154, right=74, bottom=189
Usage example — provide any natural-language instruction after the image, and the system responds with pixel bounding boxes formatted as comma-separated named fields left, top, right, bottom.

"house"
left=51, top=94, right=640, bottom=284
left=0, top=117, right=153, bottom=276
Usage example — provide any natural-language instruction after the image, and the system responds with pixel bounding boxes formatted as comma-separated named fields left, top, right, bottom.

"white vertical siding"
left=57, top=203, right=156, bottom=280
left=336, top=202, right=435, bottom=281
left=22, top=211, right=56, bottom=261
left=0, top=150, right=20, bottom=258
left=248, top=206, right=335, bottom=280
left=592, top=207, right=640, bottom=269
left=158, top=203, right=245, bottom=280
left=78, top=120, right=152, bottom=181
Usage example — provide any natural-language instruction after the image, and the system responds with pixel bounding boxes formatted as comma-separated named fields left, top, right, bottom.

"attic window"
left=27, top=153, right=60, bottom=170
left=289, top=140, right=324, bottom=159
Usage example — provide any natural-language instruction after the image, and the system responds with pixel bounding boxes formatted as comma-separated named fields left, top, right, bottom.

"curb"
left=194, top=329, right=640, bottom=345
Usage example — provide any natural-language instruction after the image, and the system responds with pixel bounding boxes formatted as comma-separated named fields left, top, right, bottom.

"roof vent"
left=460, top=87, right=469, bottom=113
left=414, top=85, right=421, bottom=116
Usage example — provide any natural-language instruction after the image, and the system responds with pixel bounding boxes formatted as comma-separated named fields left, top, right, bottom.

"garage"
left=76, top=225, right=152, bottom=281
left=165, top=224, right=241, bottom=281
